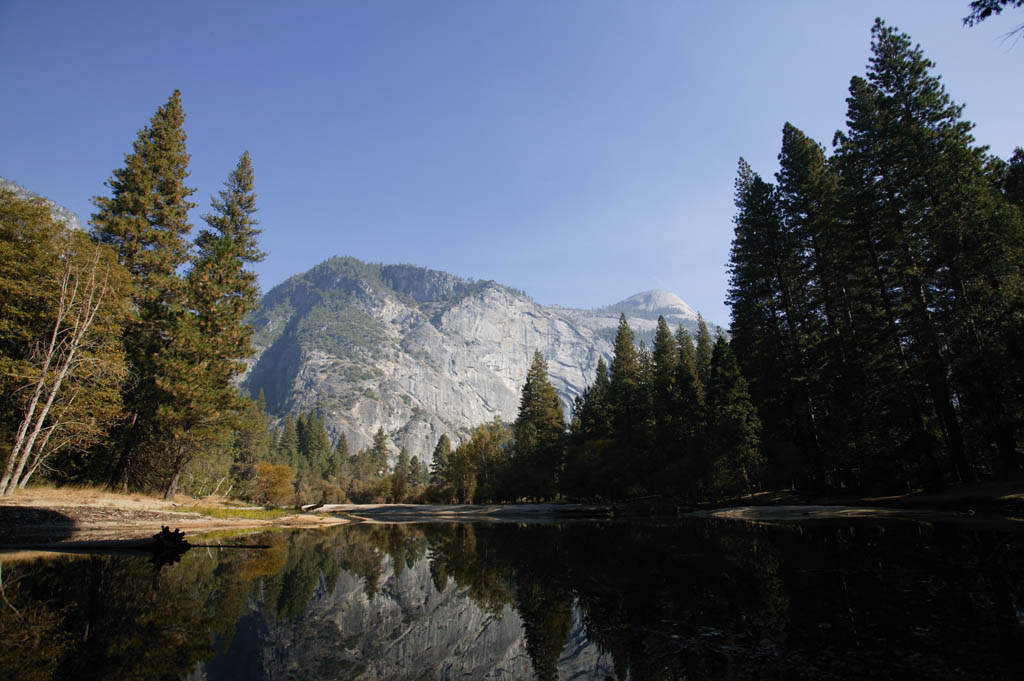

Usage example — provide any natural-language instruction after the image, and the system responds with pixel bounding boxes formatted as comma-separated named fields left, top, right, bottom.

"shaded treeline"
left=252, top=415, right=433, bottom=506
left=728, top=21, right=1024, bottom=493
left=425, top=321, right=760, bottom=503
left=419, top=329, right=757, bottom=503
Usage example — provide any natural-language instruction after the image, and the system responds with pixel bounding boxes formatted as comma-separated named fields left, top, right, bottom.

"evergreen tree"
left=608, top=314, right=641, bottom=448
left=511, top=351, right=565, bottom=499
left=705, top=336, right=763, bottom=497
left=774, top=123, right=853, bottom=485
left=728, top=154, right=823, bottom=488
left=91, top=90, right=196, bottom=490
left=303, top=412, right=331, bottom=479
left=430, top=434, right=452, bottom=485
left=409, top=456, right=424, bottom=487
left=155, top=151, right=266, bottom=498
left=694, top=314, right=714, bottom=391
left=369, top=427, right=390, bottom=477
left=563, top=358, right=614, bottom=499
left=834, top=20, right=1024, bottom=481
left=673, top=326, right=705, bottom=494
left=636, top=340, right=655, bottom=453
left=229, top=390, right=271, bottom=497
left=1005, top=148, right=1024, bottom=208
left=574, top=357, right=612, bottom=440
left=651, top=318, right=678, bottom=412
left=650, top=317, right=678, bottom=472
left=276, top=419, right=299, bottom=468
left=392, top=448, right=410, bottom=502
left=330, top=432, right=348, bottom=479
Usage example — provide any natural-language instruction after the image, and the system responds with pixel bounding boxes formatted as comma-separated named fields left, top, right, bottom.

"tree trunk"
left=164, top=444, right=187, bottom=500
left=0, top=269, right=77, bottom=496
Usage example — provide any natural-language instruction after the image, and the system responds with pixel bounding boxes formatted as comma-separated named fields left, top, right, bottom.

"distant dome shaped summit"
left=610, top=290, right=698, bottom=320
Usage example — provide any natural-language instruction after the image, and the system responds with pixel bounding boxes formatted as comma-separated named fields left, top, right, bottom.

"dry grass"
left=180, top=506, right=288, bottom=520
left=1, top=483, right=256, bottom=514
left=2, top=483, right=171, bottom=509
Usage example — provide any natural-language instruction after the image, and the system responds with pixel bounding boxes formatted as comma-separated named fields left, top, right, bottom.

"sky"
left=1, top=1, right=1021, bottom=325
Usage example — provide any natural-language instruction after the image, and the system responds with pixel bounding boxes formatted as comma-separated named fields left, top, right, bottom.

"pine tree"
left=673, top=326, right=705, bottom=495
left=276, top=419, right=299, bottom=468
left=608, top=314, right=641, bottom=448
left=303, top=412, right=331, bottom=479
left=650, top=316, right=679, bottom=471
left=91, top=90, right=196, bottom=490
left=833, top=20, right=1024, bottom=481
left=728, top=154, right=824, bottom=488
left=575, top=357, right=612, bottom=440
left=705, top=336, right=763, bottom=497
left=694, top=314, right=714, bottom=391
left=636, top=340, right=655, bottom=455
left=370, top=427, right=390, bottom=477
left=156, top=152, right=266, bottom=497
left=331, top=432, right=349, bottom=479
left=431, top=434, right=452, bottom=485
left=229, top=391, right=271, bottom=497
left=409, top=456, right=424, bottom=487
left=511, top=351, right=565, bottom=499
left=563, top=358, right=613, bottom=499
left=1005, top=148, right=1024, bottom=208
left=392, top=448, right=410, bottom=502
left=774, top=124, right=853, bottom=485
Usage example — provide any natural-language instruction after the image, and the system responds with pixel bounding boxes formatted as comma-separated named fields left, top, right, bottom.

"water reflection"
left=1, top=518, right=1022, bottom=680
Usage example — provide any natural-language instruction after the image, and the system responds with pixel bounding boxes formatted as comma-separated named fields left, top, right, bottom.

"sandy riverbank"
left=313, top=502, right=614, bottom=523
left=0, top=487, right=348, bottom=545
left=2, top=479, right=1022, bottom=545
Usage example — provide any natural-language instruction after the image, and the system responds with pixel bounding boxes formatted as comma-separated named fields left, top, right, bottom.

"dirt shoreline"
left=0, top=493, right=348, bottom=546
left=1, top=480, right=1021, bottom=545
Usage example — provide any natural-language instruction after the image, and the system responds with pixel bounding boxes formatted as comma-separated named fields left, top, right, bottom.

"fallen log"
left=0, top=526, right=193, bottom=566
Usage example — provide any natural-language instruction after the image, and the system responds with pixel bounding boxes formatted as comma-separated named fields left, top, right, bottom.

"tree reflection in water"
left=0, top=519, right=1022, bottom=681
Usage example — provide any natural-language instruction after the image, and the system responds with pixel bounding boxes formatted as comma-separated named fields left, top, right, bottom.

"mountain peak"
left=601, top=289, right=698, bottom=321
left=0, top=175, right=84, bottom=231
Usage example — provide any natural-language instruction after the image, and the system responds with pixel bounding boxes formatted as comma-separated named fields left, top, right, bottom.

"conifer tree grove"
left=152, top=151, right=266, bottom=498
left=728, top=19, right=1024, bottom=490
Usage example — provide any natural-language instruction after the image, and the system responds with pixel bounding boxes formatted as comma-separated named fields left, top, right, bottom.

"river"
left=1, top=515, right=1022, bottom=680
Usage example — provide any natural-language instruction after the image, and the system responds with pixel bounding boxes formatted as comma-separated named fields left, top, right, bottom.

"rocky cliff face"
left=0, top=175, right=84, bottom=231
left=241, top=257, right=716, bottom=462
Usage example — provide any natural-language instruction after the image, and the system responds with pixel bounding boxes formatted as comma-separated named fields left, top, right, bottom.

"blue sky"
left=1, top=1, right=1021, bottom=325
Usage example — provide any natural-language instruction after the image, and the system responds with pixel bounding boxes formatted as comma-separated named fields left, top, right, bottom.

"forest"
left=426, top=19, right=1024, bottom=503
left=1, top=16, right=1021, bottom=506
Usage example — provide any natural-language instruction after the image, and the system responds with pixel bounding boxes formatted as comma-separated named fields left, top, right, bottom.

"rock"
left=0, top=175, right=84, bottom=231
left=241, top=256, right=720, bottom=462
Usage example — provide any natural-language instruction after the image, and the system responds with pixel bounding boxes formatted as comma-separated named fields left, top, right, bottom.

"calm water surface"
left=1, top=517, right=1022, bottom=680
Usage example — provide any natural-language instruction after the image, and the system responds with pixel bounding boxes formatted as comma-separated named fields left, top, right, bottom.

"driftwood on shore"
left=0, top=526, right=193, bottom=565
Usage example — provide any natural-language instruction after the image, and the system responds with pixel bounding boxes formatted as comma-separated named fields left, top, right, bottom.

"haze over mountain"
left=241, top=256, right=720, bottom=462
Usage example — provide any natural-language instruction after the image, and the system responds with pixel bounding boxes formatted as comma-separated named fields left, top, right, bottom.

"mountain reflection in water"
left=1, top=518, right=1022, bottom=681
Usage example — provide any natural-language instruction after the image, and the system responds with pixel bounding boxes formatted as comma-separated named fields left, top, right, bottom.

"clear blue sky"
left=1, top=1, right=1021, bottom=325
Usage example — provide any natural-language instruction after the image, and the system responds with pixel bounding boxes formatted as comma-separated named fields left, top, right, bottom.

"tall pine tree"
left=91, top=90, right=196, bottom=490
left=511, top=351, right=565, bottom=499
